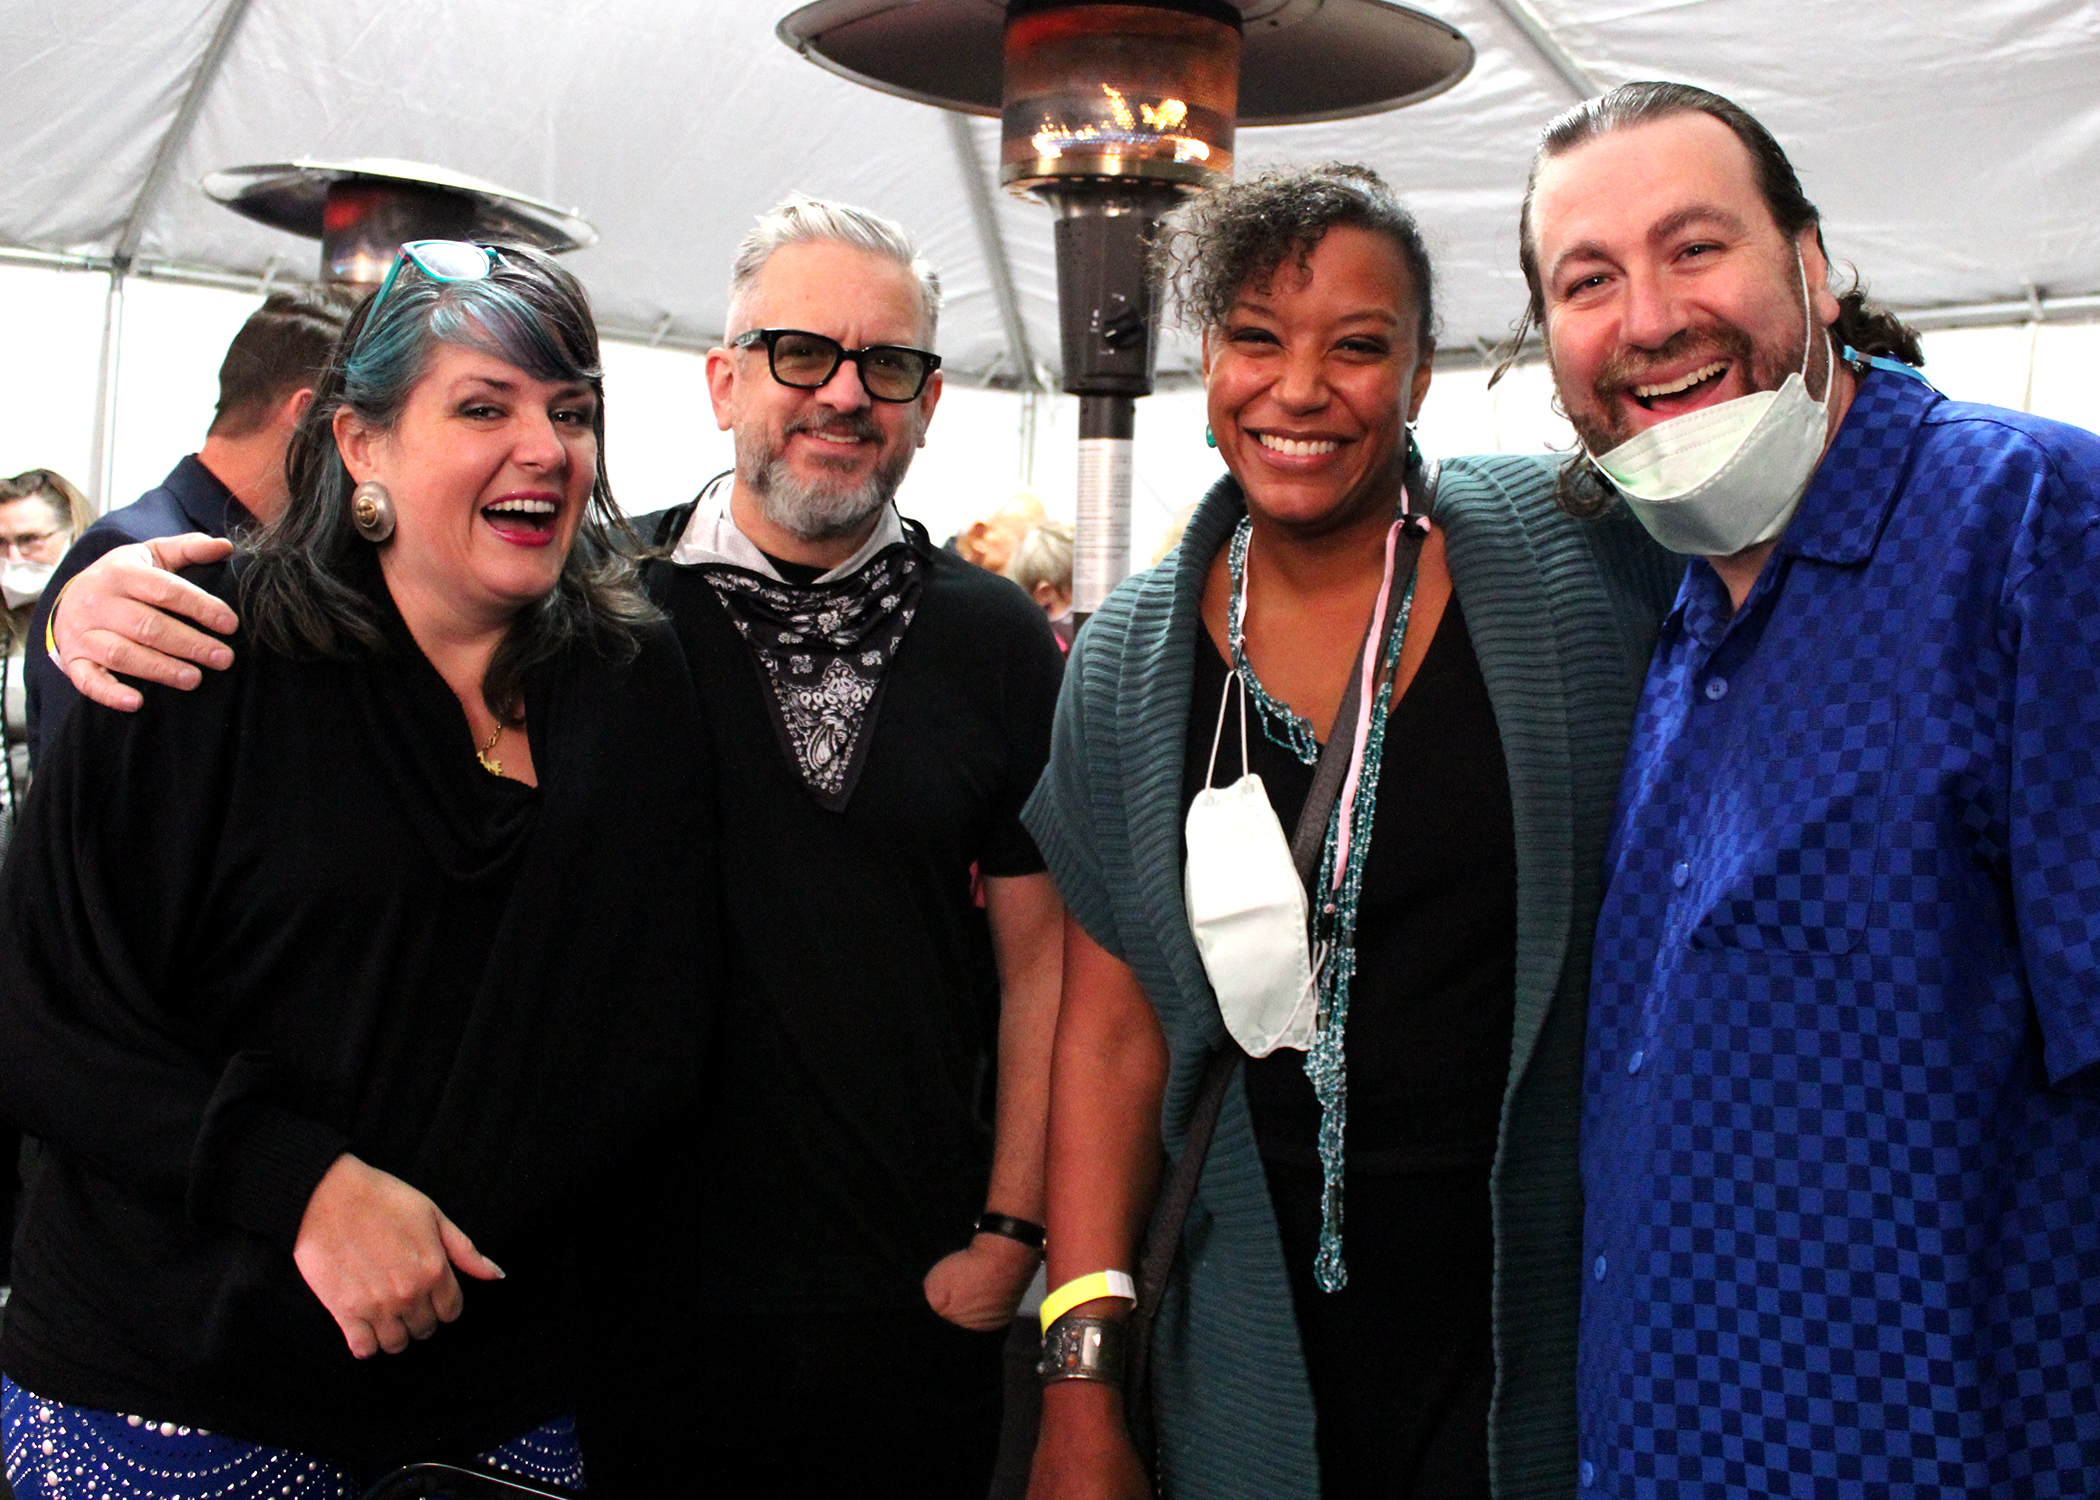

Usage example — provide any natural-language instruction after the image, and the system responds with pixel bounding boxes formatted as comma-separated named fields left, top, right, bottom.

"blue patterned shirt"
left=1579, top=366, right=2100, bottom=1498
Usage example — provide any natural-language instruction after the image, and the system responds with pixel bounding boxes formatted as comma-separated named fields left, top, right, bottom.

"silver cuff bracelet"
left=1037, top=1312, right=1128, bottom=1387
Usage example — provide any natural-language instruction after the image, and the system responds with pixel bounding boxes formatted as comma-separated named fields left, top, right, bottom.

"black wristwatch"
left=974, top=1211, right=1046, bottom=1249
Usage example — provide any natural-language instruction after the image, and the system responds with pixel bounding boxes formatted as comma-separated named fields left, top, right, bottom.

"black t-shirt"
left=1181, top=594, right=1518, bottom=1499
left=644, top=517, right=1065, bottom=1314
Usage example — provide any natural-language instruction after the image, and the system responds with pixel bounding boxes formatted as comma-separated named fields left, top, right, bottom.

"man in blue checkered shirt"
left=1515, top=82, right=2100, bottom=1496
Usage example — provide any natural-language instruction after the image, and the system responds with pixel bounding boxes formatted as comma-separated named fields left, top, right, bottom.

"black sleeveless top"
left=1180, top=593, right=1517, bottom=1499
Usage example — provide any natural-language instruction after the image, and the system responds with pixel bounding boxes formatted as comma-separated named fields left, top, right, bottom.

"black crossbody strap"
left=1127, top=1043, right=1240, bottom=1430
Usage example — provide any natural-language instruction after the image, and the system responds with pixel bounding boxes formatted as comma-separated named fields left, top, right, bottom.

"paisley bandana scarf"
left=699, top=544, right=924, bottom=812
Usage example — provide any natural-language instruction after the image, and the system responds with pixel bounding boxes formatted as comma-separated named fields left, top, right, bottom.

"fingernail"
left=210, top=647, right=233, bottom=667
left=490, top=1262, right=506, bottom=1279
left=177, top=668, right=200, bottom=688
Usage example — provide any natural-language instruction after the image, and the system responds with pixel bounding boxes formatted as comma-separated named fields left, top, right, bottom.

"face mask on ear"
left=2, top=558, right=55, bottom=610
left=1589, top=246, right=1834, bottom=557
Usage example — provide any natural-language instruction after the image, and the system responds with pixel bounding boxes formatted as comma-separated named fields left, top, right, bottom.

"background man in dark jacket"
left=28, top=286, right=350, bottom=760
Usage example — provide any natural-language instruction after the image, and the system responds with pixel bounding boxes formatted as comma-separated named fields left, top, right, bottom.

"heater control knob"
left=1101, top=305, right=1149, bottom=350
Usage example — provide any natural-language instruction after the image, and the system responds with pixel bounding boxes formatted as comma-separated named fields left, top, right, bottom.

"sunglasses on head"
left=366, top=240, right=504, bottom=322
left=732, top=328, right=941, bottom=404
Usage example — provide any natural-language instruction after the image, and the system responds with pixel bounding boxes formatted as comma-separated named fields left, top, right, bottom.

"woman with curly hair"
left=1022, top=165, right=1680, bottom=1499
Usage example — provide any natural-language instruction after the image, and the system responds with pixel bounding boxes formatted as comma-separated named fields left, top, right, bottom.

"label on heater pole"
left=1074, top=437, right=1134, bottom=615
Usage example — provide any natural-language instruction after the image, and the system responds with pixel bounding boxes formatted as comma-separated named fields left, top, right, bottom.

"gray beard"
left=746, top=458, right=895, bottom=543
left=740, top=425, right=918, bottom=544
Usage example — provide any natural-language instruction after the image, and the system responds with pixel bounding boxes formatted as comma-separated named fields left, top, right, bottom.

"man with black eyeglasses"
left=46, top=197, right=1065, bottom=1498
left=622, top=194, right=1066, bottom=1495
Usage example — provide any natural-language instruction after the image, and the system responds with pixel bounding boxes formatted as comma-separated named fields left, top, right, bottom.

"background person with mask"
left=1, top=468, right=90, bottom=836
left=1517, top=81, right=2100, bottom=1495
left=28, top=287, right=352, bottom=762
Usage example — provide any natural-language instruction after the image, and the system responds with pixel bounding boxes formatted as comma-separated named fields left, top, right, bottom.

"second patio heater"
left=204, top=158, right=597, bottom=287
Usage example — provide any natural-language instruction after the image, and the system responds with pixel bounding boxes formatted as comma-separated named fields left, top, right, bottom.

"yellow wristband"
left=43, top=573, right=78, bottom=664
left=1039, top=1269, right=1136, bottom=1333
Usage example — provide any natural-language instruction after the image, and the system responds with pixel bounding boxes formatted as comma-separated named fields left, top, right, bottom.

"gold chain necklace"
left=477, top=720, right=505, bottom=776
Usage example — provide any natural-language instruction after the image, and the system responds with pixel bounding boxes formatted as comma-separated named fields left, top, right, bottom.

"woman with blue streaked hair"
left=0, top=243, right=716, bottom=1495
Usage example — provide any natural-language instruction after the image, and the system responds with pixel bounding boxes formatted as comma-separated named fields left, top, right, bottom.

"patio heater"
left=778, top=0, right=1473, bottom=611
left=203, top=158, right=596, bottom=286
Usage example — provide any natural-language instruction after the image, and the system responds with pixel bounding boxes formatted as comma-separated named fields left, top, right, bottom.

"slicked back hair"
left=1504, top=80, right=1922, bottom=378
left=725, top=195, right=942, bottom=344
left=210, top=286, right=359, bottom=437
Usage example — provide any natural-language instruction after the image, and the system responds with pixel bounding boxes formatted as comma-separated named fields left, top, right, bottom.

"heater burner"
left=1000, top=3, right=1240, bottom=189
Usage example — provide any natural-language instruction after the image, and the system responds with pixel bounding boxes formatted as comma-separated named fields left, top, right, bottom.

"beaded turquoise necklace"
left=1227, top=519, right=1320, bottom=765
left=1226, top=513, right=1416, bottom=1291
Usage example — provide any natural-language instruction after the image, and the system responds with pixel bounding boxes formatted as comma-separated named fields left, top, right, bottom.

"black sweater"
left=0, top=559, right=716, bottom=1465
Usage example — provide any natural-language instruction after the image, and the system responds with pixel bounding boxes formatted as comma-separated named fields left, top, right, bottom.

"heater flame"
left=1031, top=85, right=1211, bottom=165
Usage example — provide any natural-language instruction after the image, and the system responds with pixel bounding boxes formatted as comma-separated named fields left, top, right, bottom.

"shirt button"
left=1593, top=1254, right=1607, bottom=1281
left=1627, top=1049, right=1644, bottom=1075
left=1581, top=1460, right=1596, bottom=1487
left=1705, top=676, right=1728, bottom=700
left=1672, top=861, right=1689, bottom=889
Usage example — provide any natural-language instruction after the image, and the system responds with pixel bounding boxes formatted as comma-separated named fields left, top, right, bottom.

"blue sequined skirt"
left=0, top=1378, right=585, bottom=1499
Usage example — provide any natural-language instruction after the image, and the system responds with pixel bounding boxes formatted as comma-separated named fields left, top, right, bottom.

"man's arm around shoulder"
left=30, top=531, right=239, bottom=760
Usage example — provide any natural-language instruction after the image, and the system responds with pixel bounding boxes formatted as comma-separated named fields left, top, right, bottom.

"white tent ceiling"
left=4, top=0, right=2097, bottom=389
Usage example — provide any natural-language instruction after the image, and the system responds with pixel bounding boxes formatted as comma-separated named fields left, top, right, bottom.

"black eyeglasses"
left=731, top=328, right=941, bottom=403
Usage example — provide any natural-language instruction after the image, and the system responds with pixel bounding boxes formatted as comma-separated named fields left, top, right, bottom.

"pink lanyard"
left=1328, top=496, right=1413, bottom=892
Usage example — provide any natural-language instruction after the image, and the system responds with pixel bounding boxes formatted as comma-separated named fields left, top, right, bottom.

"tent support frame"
left=116, top=0, right=261, bottom=266
left=1481, top=0, right=1600, bottom=101
left=86, top=0, right=261, bottom=505
left=86, top=270, right=127, bottom=512
left=944, top=111, right=1041, bottom=392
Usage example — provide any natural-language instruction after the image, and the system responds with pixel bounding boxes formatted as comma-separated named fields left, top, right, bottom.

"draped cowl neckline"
left=326, top=545, right=542, bottom=886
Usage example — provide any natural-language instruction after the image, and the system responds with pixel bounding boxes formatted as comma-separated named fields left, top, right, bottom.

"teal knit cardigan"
left=1022, top=454, right=1680, bottom=1500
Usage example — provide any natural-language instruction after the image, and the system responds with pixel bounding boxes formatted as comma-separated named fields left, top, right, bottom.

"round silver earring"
left=350, top=480, right=395, bottom=543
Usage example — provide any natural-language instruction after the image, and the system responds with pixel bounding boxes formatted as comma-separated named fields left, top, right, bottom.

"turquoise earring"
left=1205, top=425, right=1217, bottom=449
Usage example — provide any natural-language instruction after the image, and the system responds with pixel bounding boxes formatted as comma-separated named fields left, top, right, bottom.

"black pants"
left=596, top=1307, right=1006, bottom=1500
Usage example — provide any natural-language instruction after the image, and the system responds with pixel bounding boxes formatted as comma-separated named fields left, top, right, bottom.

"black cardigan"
left=0, top=559, right=716, bottom=1466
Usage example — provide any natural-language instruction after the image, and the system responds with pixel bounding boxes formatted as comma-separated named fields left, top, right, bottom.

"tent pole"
left=1019, top=390, right=1039, bottom=488
left=85, top=0, right=258, bottom=513
left=1481, top=0, right=1599, bottom=100
left=113, top=0, right=261, bottom=266
left=86, top=266, right=127, bottom=513
left=944, top=112, right=1040, bottom=393
left=2020, top=283, right=2042, bottom=414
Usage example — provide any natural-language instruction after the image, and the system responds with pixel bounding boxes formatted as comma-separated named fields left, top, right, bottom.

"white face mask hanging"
left=1589, top=246, right=1834, bottom=557
left=1183, top=670, right=1320, bottom=1058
